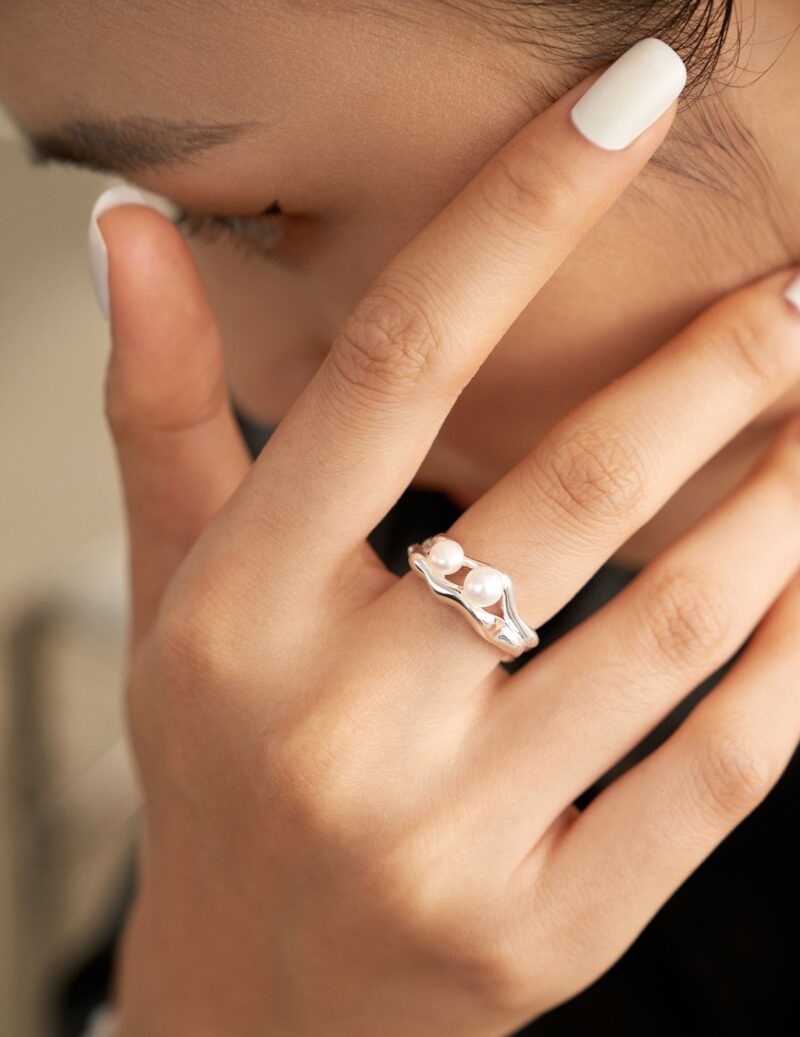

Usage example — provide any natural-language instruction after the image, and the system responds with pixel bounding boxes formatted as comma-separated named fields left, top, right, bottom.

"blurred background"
left=1, top=104, right=140, bottom=1036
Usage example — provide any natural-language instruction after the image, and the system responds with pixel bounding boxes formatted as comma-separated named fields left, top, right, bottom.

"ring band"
left=407, top=534, right=540, bottom=661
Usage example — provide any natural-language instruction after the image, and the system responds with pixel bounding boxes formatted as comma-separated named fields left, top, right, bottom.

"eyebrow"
left=21, top=114, right=264, bottom=175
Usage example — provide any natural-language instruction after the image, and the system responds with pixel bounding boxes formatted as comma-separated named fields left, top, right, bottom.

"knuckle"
left=367, top=839, right=446, bottom=931
left=377, top=859, right=531, bottom=1011
left=402, top=899, right=528, bottom=1010
left=529, top=419, right=651, bottom=536
left=638, top=567, right=731, bottom=671
left=441, top=917, right=530, bottom=1013
left=151, top=583, right=240, bottom=684
left=711, top=309, right=787, bottom=390
left=269, top=740, right=536, bottom=1015
left=152, top=590, right=206, bottom=670
left=465, top=942, right=533, bottom=1013
left=688, top=720, right=776, bottom=824
left=354, top=832, right=529, bottom=1009
left=330, top=277, right=445, bottom=402
left=469, top=149, right=577, bottom=247
left=267, top=714, right=376, bottom=844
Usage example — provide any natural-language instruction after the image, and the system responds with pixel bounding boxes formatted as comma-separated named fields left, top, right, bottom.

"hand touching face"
left=87, top=47, right=800, bottom=1035
left=2, top=1, right=799, bottom=566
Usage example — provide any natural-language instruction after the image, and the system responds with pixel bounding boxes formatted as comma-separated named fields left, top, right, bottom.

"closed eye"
left=171, top=200, right=285, bottom=259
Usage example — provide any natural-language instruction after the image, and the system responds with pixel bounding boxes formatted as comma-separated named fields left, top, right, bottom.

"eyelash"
left=171, top=201, right=285, bottom=258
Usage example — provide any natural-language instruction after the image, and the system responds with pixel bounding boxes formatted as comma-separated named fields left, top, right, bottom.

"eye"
left=171, top=200, right=285, bottom=259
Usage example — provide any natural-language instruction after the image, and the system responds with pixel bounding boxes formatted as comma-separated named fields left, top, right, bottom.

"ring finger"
left=377, top=266, right=800, bottom=689
left=466, top=413, right=800, bottom=855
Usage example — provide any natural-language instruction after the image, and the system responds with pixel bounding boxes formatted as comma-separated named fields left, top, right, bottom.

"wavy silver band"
left=407, top=534, right=540, bottom=661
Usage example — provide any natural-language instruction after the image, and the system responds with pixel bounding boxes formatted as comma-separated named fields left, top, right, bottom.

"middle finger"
left=215, top=40, right=686, bottom=579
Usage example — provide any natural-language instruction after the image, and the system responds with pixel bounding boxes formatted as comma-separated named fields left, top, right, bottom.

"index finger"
left=230, top=39, right=687, bottom=567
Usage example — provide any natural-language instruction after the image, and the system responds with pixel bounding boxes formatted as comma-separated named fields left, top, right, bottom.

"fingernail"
left=570, top=38, right=687, bottom=151
left=784, top=272, right=800, bottom=314
left=88, top=184, right=152, bottom=320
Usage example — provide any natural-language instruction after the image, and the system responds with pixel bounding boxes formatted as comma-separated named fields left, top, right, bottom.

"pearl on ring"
left=462, top=566, right=505, bottom=608
left=428, top=537, right=465, bottom=575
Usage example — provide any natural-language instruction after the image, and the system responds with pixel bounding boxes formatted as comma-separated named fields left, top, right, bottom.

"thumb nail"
left=87, top=184, right=153, bottom=320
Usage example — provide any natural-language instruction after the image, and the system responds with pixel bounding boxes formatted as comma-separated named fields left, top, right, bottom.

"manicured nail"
left=88, top=184, right=152, bottom=320
left=785, top=272, right=800, bottom=314
left=570, top=38, right=687, bottom=151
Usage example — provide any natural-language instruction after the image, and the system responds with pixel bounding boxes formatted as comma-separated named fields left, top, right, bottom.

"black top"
left=58, top=415, right=799, bottom=1036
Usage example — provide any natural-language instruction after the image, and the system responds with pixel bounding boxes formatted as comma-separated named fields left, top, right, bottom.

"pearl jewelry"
left=407, top=532, right=540, bottom=659
left=462, top=566, right=505, bottom=608
left=428, top=538, right=465, bottom=576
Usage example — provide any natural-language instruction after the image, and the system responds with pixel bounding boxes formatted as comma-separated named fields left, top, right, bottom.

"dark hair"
left=438, top=0, right=738, bottom=102
left=427, top=0, right=800, bottom=258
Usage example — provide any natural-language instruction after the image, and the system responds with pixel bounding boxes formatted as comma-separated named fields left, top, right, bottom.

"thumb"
left=89, top=186, right=251, bottom=645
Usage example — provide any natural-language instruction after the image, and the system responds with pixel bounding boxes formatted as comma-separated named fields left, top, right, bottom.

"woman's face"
left=2, top=0, right=799, bottom=564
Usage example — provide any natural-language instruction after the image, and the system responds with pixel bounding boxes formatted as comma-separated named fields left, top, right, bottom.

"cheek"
left=181, top=210, right=419, bottom=424
left=187, top=241, right=332, bottom=422
left=180, top=175, right=790, bottom=469
left=426, top=230, right=719, bottom=483
left=532, top=203, right=800, bottom=430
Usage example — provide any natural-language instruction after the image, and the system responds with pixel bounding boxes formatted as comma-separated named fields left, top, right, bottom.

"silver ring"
left=407, top=534, right=540, bottom=661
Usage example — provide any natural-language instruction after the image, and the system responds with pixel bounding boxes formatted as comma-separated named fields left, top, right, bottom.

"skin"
left=2, top=3, right=800, bottom=1035
left=1, top=1, right=799, bottom=565
left=66, top=84, right=800, bottom=1034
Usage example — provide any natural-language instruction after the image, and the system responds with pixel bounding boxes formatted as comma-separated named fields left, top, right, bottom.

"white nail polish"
left=570, top=38, right=687, bottom=151
left=87, top=184, right=152, bottom=320
left=785, top=273, right=800, bottom=314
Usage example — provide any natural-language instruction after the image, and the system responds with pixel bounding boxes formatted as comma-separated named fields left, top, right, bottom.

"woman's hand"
left=97, top=52, right=800, bottom=1037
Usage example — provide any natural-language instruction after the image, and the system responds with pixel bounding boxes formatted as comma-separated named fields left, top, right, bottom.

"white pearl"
left=428, top=538, right=465, bottom=575
left=462, top=566, right=505, bottom=608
